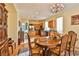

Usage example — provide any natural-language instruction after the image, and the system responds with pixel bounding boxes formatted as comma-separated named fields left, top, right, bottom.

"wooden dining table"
left=35, top=37, right=61, bottom=56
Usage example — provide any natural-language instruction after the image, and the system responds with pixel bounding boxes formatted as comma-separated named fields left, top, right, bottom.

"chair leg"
left=7, top=47, right=10, bottom=56
left=73, top=48, right=75, bottom=56
left=46, top=49, right=50, bottom=56
left=68, top=47, right=71, bottom=56
left=64, top=51, right=66, bottom=56
left=11, top=45, right=13, bottom=54
left=68, top=50, right=70, bottom=56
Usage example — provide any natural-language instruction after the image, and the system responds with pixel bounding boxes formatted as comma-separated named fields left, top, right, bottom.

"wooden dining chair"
left=67, top=31, right=77, bottom=56
left=68, top=31, right=75, bottom=43
left=8, top=38, right=16, bottom=55
left=27, top=33, right=43, bottom=56
left=49, top=34, right=69, bottom=56
left=48, top=31, right=61, bottom=40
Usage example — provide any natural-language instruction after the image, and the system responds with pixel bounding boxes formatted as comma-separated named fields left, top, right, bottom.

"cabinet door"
left=0, top=6, right=3, bottom=25
left=0, top=7, right=3, bottom=16
left=48, top=20, right=56, bottom=28
left=0, top=28, right=3, bottom=41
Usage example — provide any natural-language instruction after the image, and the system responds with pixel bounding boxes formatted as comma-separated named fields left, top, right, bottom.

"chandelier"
left=50, top=3, right=64, bottom=14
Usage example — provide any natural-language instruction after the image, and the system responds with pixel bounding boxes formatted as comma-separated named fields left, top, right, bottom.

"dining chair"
left=8, top=38, right=16, bottom=55
left=27, top=33, right=43, bottom=56
left=40, top=31, right=48, bottom=36
left=49, top=34, right=69, bottom=56
left=48, top=31, right=61, bottom=40
left=67, top=31, right=77, bottom=56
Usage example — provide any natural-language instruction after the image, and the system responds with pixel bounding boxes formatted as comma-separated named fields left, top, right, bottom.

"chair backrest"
left=27, top=33, right=40, bottom=56
left=68, top=31, right=77, bottom=48
left=41, top=31, right=48, bottom=36
left=68, top=31, right=75, bottom=43
left=60, top=34, right=69, bottom=52
left=27, top=33, right=32, bottom=56
left=71, top=33, right=77, bottom=48
left=68, top=31, right=75, bottom=39
left=49, top=31, right=61, bottom=40
left=68, top=31, right=75, bottom=35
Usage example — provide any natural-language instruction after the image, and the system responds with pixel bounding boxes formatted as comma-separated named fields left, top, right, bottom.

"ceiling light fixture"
left=50, top=3, right=64, bottom=14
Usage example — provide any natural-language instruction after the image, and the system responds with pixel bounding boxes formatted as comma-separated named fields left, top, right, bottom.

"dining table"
left=35, top=37, right=61, bottom=56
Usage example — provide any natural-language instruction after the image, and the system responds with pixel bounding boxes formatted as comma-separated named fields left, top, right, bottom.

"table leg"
left=46, top=48, right=50, bottom=56
left=42, top=48, right=45, bottom=56
left=42, top=47, right=48, bottom=56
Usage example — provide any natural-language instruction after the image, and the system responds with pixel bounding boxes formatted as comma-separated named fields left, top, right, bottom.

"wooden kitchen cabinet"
left=48, top=20, right=56, bottom=28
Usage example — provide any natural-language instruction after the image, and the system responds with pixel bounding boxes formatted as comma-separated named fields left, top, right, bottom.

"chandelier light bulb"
left=50, top=3, right=64, bottom=14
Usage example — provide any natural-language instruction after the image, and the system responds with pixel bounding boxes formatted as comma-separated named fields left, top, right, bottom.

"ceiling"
left=14, top=3, right=79, bottom=20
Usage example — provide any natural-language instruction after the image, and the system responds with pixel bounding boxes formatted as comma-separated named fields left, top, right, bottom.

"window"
left=21, top=23, right=28, bottom=32
left=44, top=21, right=50, bottom=31
left=56, top=17, right=63, bottom=34
left=21, top=23, right=29, bottom=43
left=21, top=23, right=26, bottom=31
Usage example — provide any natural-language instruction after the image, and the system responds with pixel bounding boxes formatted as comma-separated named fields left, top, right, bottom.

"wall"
left=5, top=4, right=18, bottom=42
left=51, top=6, right=79, bottom=47
left=5, top=3, right=79, bottom=47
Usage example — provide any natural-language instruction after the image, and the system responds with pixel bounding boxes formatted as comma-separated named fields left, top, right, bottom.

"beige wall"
left=5, top=4, right=18, bottom=42
left=4, top=4, right=79, bottom=47
left=51, top=6, right=79, bottom=47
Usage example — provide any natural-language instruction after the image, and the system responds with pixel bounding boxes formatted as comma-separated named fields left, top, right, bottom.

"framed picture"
left=71, top=14, right=79, bottom=25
